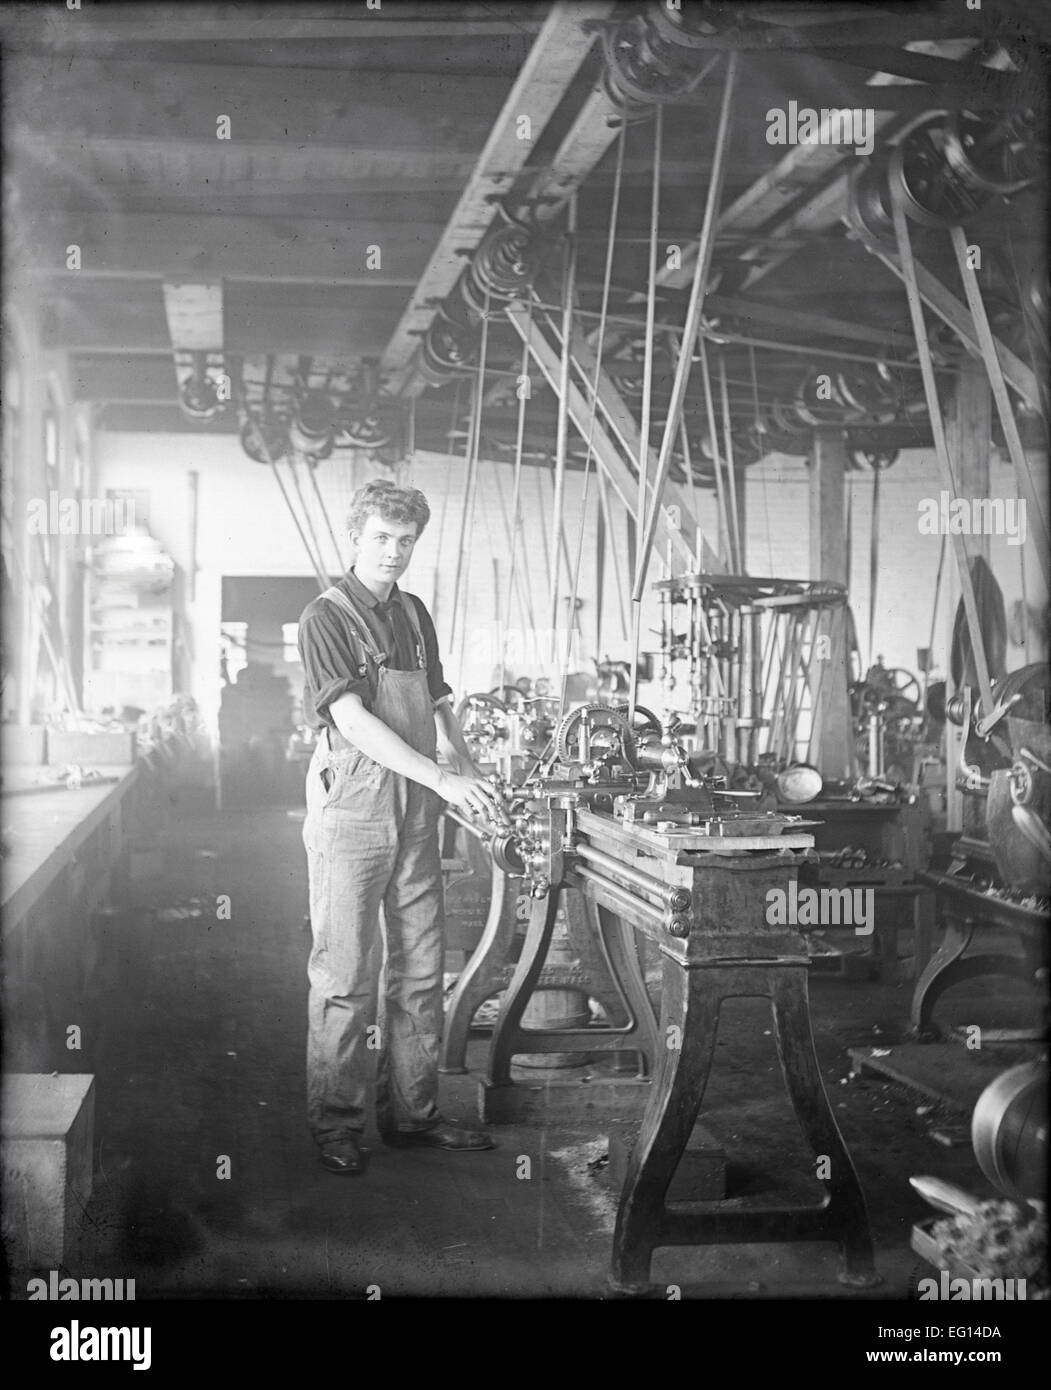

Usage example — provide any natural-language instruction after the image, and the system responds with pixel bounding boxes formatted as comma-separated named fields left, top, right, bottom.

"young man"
left=298, top=480, right=504, bottom=1174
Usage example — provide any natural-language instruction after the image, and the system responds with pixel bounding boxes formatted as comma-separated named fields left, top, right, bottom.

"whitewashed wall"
left=95, top=431, right=1047, bottom=732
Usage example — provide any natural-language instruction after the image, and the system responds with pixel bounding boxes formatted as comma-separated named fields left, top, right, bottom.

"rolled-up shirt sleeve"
left=298, top=603, right=370, bottom=725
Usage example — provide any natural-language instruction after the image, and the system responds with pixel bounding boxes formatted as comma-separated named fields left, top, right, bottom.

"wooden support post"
left=808, top=429, right=853, bottom=778
left=944, top=360, right=991, bottom=832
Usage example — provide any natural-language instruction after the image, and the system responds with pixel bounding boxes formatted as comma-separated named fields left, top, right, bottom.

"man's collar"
left=344, top=568, right=399, bottom=609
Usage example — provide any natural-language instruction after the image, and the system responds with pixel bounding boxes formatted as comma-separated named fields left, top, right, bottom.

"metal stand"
left=611, top=953, right=875, bottom=1293
left=480, top=881, right=659, bottom=1089
left=477, top=803, right=878, bottom=1292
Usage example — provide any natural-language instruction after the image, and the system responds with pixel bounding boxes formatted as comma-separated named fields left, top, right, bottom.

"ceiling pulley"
left=239, top=410, right=290, bottom=465
left=600, top=10, right=713, bottom=107
left=178, top=352, right=225, bottom=422
left=942, top=109, right=1040, bottom=198
left=289, top=391, right=336, bottom=460
left=461, top=213, right=543, bottom=316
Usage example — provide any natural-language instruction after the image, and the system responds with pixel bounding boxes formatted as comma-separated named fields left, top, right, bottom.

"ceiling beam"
left=379, top=0, right=616, bottom=395
left=26, top=212, right=444, bottom=284
left=6, top=59, right=509, bottom=149
left=162, top=282, right=224, bottom=352
left=71, top=356, right=184, bottom=403
left=5, top=4, right=547, bottom=45
left=39, top=283, right=403, bottom=357
left=15, top=135, right=480, bottom=202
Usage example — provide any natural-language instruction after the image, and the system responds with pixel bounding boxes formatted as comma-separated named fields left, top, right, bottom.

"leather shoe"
left=319, top=1138, right=366, bottom=1175
left=382, top=1123, right=494, bottom=1152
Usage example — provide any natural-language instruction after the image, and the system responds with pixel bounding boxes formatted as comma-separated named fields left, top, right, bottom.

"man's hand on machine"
left=437, top=770, right=509, bottom=828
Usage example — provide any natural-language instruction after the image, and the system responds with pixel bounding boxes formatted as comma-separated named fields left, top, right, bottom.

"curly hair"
left=346, top=480, right=431, bottom=538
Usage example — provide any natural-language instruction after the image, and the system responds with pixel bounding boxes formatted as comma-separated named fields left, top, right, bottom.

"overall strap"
left=396, top=592, right=428, bottom=670
left=320, top=585, right=387, bottom=665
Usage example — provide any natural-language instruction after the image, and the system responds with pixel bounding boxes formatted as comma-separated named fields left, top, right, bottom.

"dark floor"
left=15, top=803, right=1044, bottom=1299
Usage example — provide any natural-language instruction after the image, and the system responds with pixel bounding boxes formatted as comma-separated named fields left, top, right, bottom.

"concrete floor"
left=15, top=802, right=1042, bottom=1300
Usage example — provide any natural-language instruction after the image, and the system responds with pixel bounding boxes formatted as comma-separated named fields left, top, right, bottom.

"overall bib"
left=303, top=585, right=445, bottom=1143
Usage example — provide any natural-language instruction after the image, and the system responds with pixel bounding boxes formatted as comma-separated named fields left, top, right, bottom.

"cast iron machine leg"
left=486, top=887, right=561, bottom=1087
left=610, top=955, right=877, bottom=1293
left=484, top=881, right=660, bottom=1087
left=440, top=859, right=522, bottom=1073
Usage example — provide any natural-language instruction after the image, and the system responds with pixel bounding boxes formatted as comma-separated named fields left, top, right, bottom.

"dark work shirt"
left=298, top=569, right=453, bottom=727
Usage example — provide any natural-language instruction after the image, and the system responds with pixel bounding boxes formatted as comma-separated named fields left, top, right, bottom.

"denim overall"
left=304, top=585, right=445, bottom=1143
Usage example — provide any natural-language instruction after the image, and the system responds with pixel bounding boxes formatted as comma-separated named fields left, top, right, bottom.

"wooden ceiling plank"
left=28, top=212, right=444, bottom=283
left=379, top=0, right=616, bottom=394
left=12, top=130, right=481, bottom=197
left=71, top=356, right=181, bottom=403
left=162, top=281, right=224, bottom=352
left=8, top=59, right=507, bottom=149
left=22, top=4, right=548, bottom=45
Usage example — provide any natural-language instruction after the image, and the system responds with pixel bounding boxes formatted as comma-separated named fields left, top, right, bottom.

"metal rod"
left=595, top=466, right=628, bottom=641
left=637, top=104, right=664, bottom=559
left=548, top=196, right=578, bottom=639
left=490, top=449, right=536, bottom=638
left=633, top=51, right=739, bottom=606
left=499, top=330, right=537, bottom=664
left=563, top=116, right=628, bottom=708
left=698, top=334, right=732, bottom=566
left=679, top=416, right=699, bottom=530
left=450, top=287, right=492, bottom=676
left=574, top=865, right=666, bottom=928
left=575, top=842, right=689, bottom=909
left=719, top=350, right=743, bottom=571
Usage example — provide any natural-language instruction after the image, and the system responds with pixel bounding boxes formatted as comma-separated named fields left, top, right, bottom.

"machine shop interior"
left=2, top=0, right=1049, bottom=1309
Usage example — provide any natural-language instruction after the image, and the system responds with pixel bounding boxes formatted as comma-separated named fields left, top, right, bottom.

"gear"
left=553, top=704, right=635, bottom=763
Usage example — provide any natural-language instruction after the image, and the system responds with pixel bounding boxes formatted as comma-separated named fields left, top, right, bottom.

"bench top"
left=1, top=766, right=139, bottom=933
left=1, top=1073, right=94, bottom=1139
